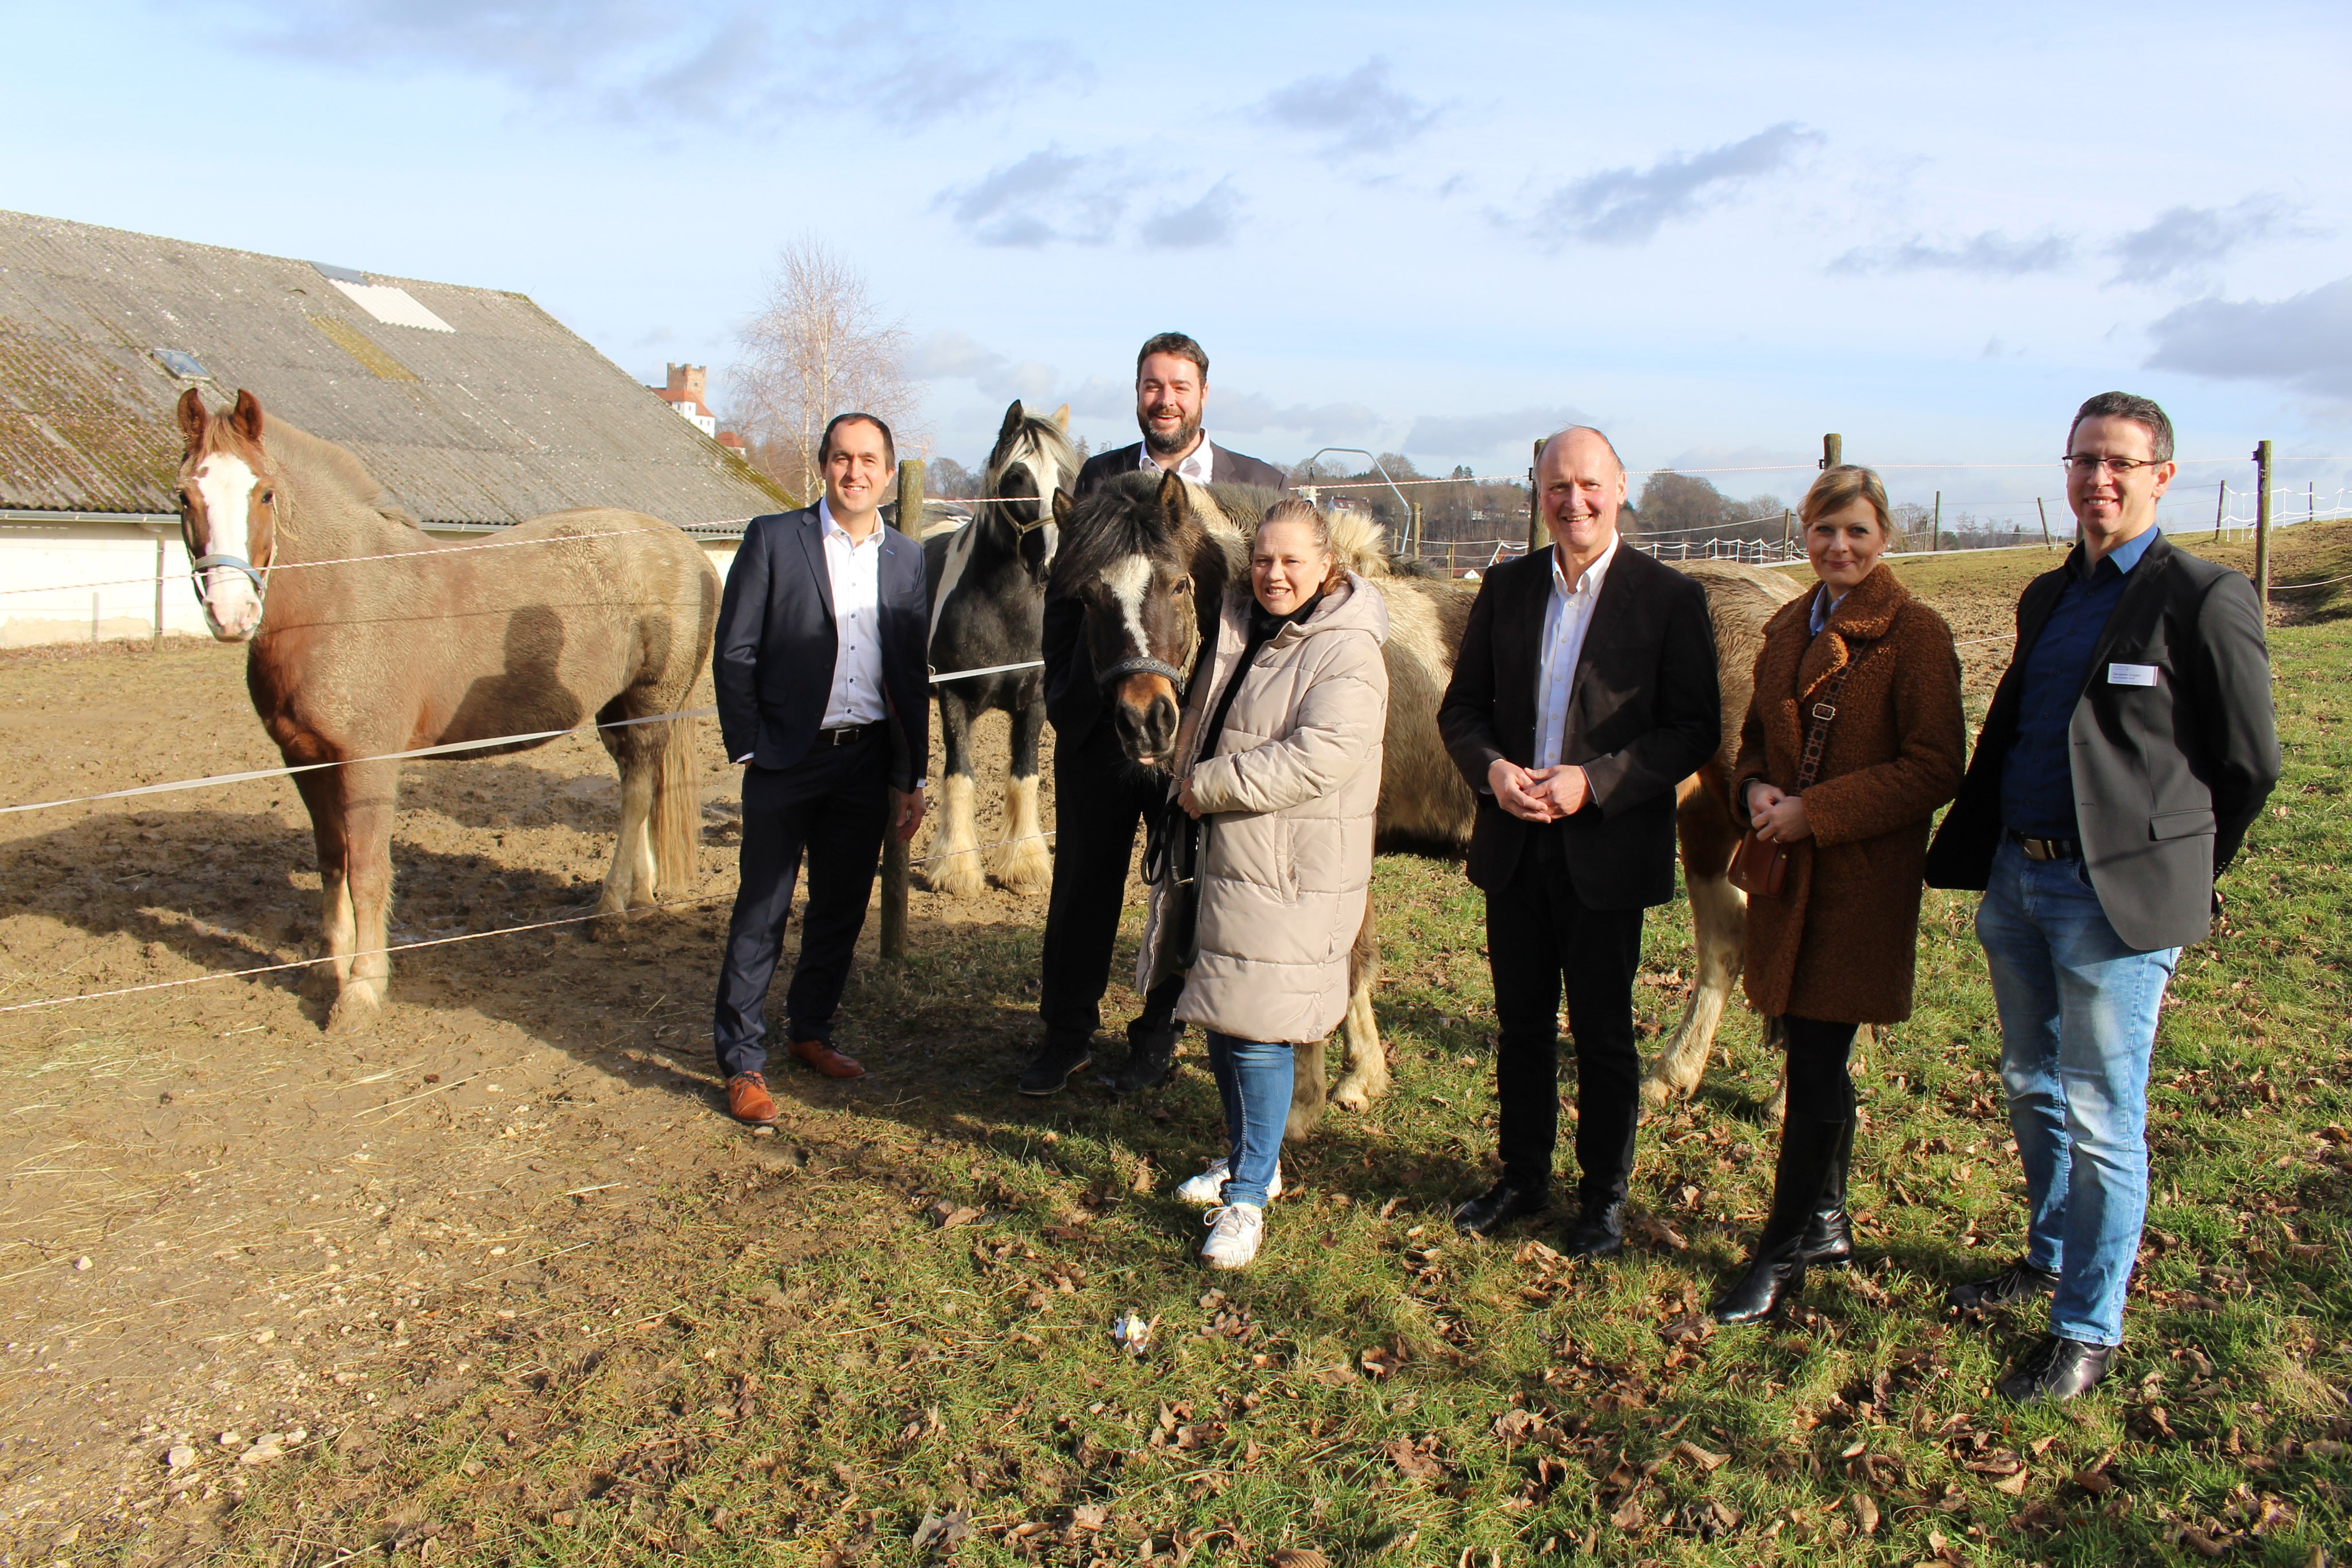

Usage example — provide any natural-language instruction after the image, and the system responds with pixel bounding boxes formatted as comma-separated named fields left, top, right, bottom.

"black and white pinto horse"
left=916, top=401, right=1080, bottom=897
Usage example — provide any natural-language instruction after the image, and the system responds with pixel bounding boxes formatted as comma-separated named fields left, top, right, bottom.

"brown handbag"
left=1728, top=659, right=1855, bottom=900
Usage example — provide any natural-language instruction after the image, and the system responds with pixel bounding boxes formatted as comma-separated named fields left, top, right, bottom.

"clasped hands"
left=1744, top=781, right=1813, bottom=843
left=1487, top=758, right=1593, bottom=823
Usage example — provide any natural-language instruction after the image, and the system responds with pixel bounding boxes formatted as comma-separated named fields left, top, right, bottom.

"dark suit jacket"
left=713, top=506, right=929, bottom=793
left=1438, top=542, right=1722, bottom=907
left=1070, top=440, right=1290, bottom=502
left=1046, top=440, right=1289, bottom=743
left=1923, top=530, right=2278, bottom=951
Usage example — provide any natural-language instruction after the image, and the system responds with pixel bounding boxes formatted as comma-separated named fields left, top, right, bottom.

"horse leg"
left=1286, top=1037, right=1329, bottom=1141
left=293, top=765, right=354, bottom=1005
left=916, top=693, right=984, bottom=899
left=1644, top=767, right=1747, bottom=1108
left=1329, top=909, right=1388, bottom=1113
left=598, top=753, right=658, bottom=918
left=993, top=691, right=1052, bottom=893
left=327, top=761, right=399, bottom=1033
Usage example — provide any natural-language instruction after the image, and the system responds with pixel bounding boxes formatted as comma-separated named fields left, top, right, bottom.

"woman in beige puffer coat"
left=1136, top=499, right=1388, bottom=1269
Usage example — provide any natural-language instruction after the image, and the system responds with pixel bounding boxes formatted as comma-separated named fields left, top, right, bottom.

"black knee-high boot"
left=1711, top=1114, right=1849, bottom=1325
left=1798, top=1114, right=1857, bottom=1266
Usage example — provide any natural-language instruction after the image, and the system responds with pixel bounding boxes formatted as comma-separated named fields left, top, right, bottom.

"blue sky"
left=7, top=0, right=2349, bottom=529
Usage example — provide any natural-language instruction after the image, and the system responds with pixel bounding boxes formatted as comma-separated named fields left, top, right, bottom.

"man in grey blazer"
left=1925, top=392, right=2280, bottom=1401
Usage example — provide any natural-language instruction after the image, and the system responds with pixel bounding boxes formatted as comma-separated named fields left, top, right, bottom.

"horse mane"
left=258, top=415, right=424, bottom=532
left=988, top=406, right=1080, bottom=486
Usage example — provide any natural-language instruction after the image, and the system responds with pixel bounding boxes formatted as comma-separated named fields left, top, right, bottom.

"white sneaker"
left=1174, top=1158, right=1283, bottom=1206
left=1200, top=1204, right=1264, bottom=1269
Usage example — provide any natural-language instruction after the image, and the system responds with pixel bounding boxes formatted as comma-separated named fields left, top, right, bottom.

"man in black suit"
left=1019, top=332, right=1288, bottom=1097
left=1925, top=392, right=2278, bottom=1401
left=1437, top=426, right=1722, bottom=1256
left=710, top=412, right=929, bottom=1125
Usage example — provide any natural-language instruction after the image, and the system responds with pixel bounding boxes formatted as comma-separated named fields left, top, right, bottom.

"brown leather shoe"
left=788, top=1037, right=866, bottom=1080
left=725, top=1071, right=778, bottom=1125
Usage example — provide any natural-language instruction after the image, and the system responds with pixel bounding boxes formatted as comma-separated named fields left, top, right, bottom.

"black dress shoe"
left=1452, top=1179, right=1548, bottom=1237
left=1997, top=1334, right=2118, bottom=1403
left=1711, top=1238, right=1806, bottom=1325
left=1564, top=1199, right=1626, bottom=1259
left=1016, top=1036, right=1093, bottom=1097
left=1946, top=1259, right=2061, bottom=1312
left=1104, top=1020, right=1180, bottom=1095
left=1797, top=1117, right=1856, bottom=1267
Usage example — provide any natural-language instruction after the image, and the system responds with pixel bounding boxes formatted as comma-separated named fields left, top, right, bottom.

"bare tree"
left=729, top=238, right=920, bottom=502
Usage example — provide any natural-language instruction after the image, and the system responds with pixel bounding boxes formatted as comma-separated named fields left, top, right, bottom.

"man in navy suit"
left=711, top=412, right=929, bottom=1125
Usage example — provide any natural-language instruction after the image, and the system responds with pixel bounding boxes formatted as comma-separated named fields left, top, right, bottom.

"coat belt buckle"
left=1811, top=702, right=1838, bottom=722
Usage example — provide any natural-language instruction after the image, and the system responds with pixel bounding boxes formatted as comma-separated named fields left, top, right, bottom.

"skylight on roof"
left=153, top=348, right=209, bottom=380
left=327, top=278, right=455, bottom=333
left=311, top=261, right=368, bottom=284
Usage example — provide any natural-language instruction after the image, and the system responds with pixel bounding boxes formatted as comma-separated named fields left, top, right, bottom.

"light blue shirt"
left=1809, top=584, right=1847, bottom=635
left=1534, top=537, right=1618, bottom=768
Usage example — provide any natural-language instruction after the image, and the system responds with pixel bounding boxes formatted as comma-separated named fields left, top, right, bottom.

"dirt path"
left=0, top=639, right=1075, bottom=1553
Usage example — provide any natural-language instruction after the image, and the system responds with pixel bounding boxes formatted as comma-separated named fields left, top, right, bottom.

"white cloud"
left=2109, top=194, right=2315, bottom=287
left=1513, top=123, right=1823, bottom=247
left=229, top=0, right=1088, bottom=130
left=1831, top=230, right=2073, bottom=276
left=937, top=149, right=1126, bottom=248
left=2143, top=276, right=2352, bottom=399
left=1402, top=408, right=1591, bottom=458
left=1139, top=180, right=1243, bottom=250
left=1253, top=58, right=1439, bottom=157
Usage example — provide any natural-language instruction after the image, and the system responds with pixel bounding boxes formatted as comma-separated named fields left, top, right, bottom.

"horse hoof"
left=1331, top=1087, right=1369, bottom=1114
left=994, top=841, right=1054, bottom=895
left=326, top=993, right=381, bottom=1035
left=1639, top=1074, right=1675, bottom=1110
left=918, top=856, right=985, bottom=900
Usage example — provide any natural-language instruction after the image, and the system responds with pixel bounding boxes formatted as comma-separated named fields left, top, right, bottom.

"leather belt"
left=2009, top=830, right=2080, bottom=862
left=817, top=722, right=883, bottom=746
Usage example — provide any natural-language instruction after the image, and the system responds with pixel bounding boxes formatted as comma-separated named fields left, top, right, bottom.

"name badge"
left=2108, top=663, right=2160, bottom=687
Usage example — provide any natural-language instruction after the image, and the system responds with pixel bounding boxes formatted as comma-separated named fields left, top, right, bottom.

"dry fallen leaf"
left=1852, top=1492, right=1880, bottom=1534
left=1270, top=1551, right=1329, bottom=1568
left=927, top=1202, right=981, bottom=1229
left=1674, top=1440, right=1728, bottom=1472
left=1994, top=1469, right=2030, bottom=1496
left=1386, top=1438, right=1444, bottom=1481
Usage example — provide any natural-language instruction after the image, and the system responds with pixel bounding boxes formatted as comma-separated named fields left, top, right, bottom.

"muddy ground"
left=0, top=638, right=1079, bottom=1554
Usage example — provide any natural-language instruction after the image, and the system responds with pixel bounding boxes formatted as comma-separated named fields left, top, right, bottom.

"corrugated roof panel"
left=0, top=209, right=791, bottom=524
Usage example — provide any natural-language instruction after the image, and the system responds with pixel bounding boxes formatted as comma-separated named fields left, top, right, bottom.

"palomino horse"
left=916, top=400, right=1077, bottom=898
left=174, top=389, right=721, bottom=1032
left=1052, top=469, right=1802, bottom=1134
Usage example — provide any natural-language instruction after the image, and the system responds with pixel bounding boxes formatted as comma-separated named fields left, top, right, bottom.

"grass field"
left=126, top=539, right=2352, bottom=1564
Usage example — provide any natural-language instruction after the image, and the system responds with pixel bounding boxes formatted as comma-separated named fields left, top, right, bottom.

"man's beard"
left=1140, top=406, right=1202, bottom=460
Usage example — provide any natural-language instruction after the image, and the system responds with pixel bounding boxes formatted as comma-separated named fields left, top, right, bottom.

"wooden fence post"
left=1526, top=438, right=1545, bottom=553
left=2254, top=440, right=2272, bottom=617
left=1780, top=507, right=1792, bottom=560
left=1409, top=501, right=1423, bottom=555
left=2214, top=481, right=2227, bottom=542
left=880, top=456, right=923, bottom=963
left=151, top=530, right=165, bottom=649
left=2037, top=497, right=2053, bottom=549
left=1931, top=491, right=1941, bottom=553
left=1821, top=433, right=1842, bottom=471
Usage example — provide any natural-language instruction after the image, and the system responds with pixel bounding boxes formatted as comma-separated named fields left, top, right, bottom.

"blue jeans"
left=1975, top=840, right=2179, bottom=1345
left=1205, top=1032, right=1293, bottom=1209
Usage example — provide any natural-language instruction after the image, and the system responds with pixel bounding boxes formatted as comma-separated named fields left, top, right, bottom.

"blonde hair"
left=1800, top=464, right=1892, bottom=535
left=1255, top=498, right=1345, bottom=591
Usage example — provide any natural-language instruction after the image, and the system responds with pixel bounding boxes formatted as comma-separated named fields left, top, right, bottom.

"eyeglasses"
left=2063, top=454, right=2163, bottom=476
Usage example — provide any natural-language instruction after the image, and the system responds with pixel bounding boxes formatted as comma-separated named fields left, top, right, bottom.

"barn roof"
left=0, top=209, right=791, bottom=527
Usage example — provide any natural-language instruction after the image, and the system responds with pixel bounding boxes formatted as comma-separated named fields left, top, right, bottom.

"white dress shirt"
left=1136, top=432, right=1216, bottom=484
left=1533, top=536, right=1619, bottom=770
left=818, top=498, right=888, bottom=729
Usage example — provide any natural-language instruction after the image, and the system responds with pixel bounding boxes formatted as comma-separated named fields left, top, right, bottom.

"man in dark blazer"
left=1925, top=392, right=2278, bottom=1401
left=710, top=412, right=929, bottom=1125
left=1437, top=426, right=1722, bottom=1256
left=1019, top=332, right=1289, bottom=1098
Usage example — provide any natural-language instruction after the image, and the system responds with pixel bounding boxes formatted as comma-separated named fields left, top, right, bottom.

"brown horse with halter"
left=173, top=389, right=721, bottom=1032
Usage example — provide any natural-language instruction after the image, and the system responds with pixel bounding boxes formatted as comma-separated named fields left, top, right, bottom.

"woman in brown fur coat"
left=1712, top=466, right=1967, bottom=1324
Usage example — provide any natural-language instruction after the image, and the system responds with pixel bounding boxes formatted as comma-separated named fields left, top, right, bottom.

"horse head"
left=174, top=387, right=283, bottom=642
left=1054, top=469, right=1238, bottom=770
left=984, top=399, right=1077, bottom=586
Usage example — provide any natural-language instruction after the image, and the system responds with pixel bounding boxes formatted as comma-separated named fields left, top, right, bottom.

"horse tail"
left=651, top=710, right=702, bottom=896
